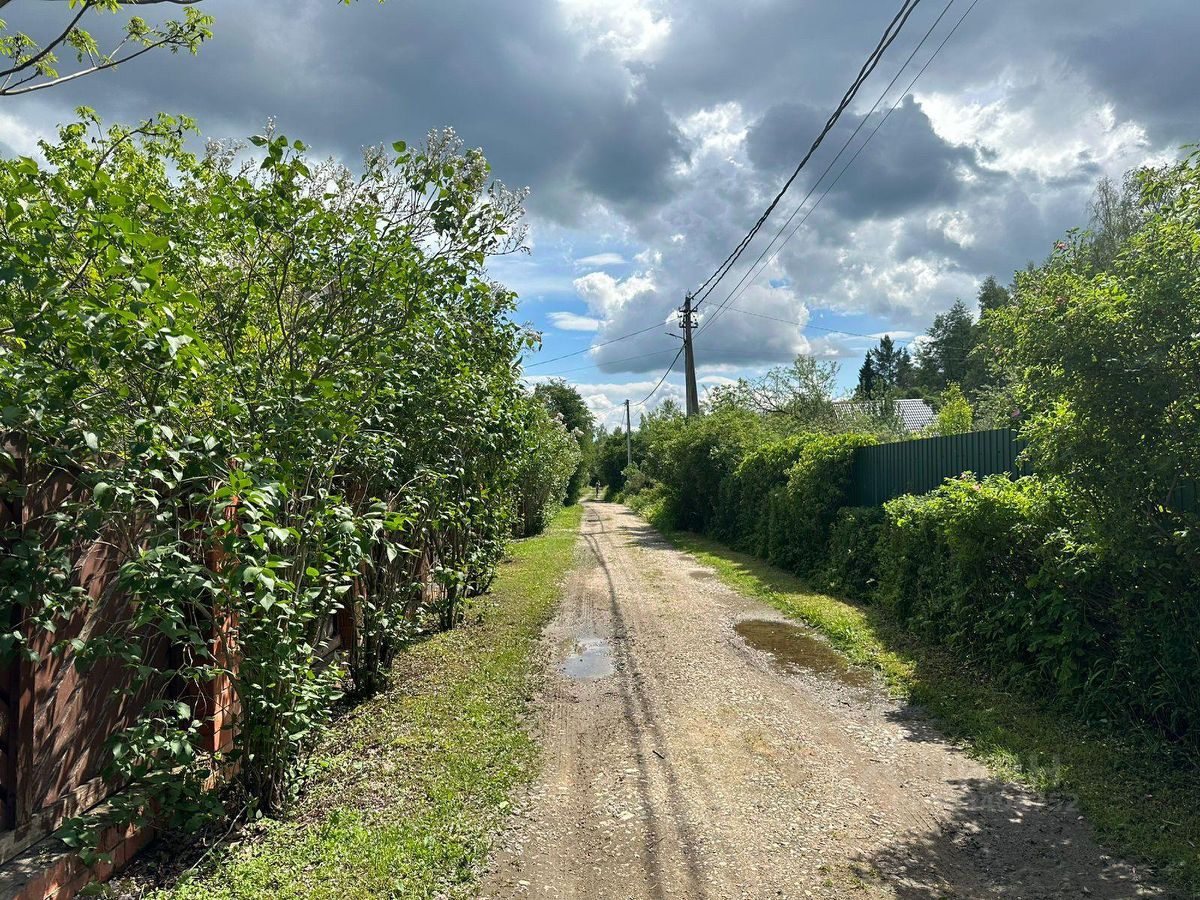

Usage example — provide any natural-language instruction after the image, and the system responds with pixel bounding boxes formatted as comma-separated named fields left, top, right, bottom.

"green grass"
left=156, top=504, right=583, bottom=900
left=661, top=528, right=1200, bottom=896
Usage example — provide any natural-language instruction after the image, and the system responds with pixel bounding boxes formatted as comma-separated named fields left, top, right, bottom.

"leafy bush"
left=876, top=475, right=1200, bottom=739
left=820, top=506, right=885, bottom=599
left=621, top=462, right=648, bottom=497
left=513, top=403, right=580, bottom=538
left=934, top=383, right=973, bottom=435
left=532, top=380, right=594, bottom=505
left=713, top=434, right=815, bottom=555
left=989, top=153, right=1200, bottom=577
left=0, top=115, right=564, bottom=838
left=647, top=406, right=765, bottom=532
left=767, top=433, right=877, bottom=575
left=625, top=482, right=678, bottom=533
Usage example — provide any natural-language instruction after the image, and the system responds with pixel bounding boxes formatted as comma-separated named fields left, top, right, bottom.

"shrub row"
left=877, top=476, right=1200, bottom=740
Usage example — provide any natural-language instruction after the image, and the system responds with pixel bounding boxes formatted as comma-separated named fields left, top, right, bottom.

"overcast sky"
left=3, top=0, right=1194, bottom=424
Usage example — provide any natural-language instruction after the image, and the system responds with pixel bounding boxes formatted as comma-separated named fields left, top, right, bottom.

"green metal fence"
left=848, top=429, right=1198, bottom=512
left=849, top=428, right=1030, bottom=507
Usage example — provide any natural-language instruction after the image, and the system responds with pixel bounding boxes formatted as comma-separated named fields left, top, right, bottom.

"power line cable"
left=634, top=346, right=685, bottom=408
left=701, top=0, right=981, bottom=338
left=523, top=346, right=678, bottom=380
left=692, top=0, right=925, bottom=306
left=526, top=0, right=931, bottom=384
left=695, top=0, right=960, bottom=339
left=523, top=320, right=664, bottom=369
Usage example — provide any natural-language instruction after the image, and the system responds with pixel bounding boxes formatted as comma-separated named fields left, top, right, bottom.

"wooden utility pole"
left=680, top=292, right=700, bottom=416
left=624, top=399, right=632, bottom=467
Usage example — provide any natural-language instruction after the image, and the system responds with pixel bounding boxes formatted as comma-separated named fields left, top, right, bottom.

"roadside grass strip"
left=157, top=504, right=583, bottom=900
left=662, top=528, right=1200, bottom=896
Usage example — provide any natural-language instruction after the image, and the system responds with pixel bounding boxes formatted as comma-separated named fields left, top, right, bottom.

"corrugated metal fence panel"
left=850, top=428, right=1026, bottom=507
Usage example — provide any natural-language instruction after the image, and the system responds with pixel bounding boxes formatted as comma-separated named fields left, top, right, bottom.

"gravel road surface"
left=481, top=502, right=1164, bottom=899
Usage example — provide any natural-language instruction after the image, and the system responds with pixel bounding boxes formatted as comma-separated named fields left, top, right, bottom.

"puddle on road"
left=734, top=619, right=872, bottom=688
left=561, top=636, right=615, bottom=679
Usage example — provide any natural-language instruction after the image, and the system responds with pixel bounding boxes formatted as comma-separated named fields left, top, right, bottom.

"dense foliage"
left=988, top=155, right=1200, bottom=577
left=875, top=476, right=1200, bottom=738
left=513, top=403, right=579, bottom=537
left=0, top=114, right=576, bottom=842
left=531, top=379, right=593, bottom=504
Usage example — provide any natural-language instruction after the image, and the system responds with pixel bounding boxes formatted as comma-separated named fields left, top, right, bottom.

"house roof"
left=832, top=398, right=935, bottom=433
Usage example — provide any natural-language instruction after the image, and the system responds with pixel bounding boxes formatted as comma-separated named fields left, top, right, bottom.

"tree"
left=1085, top=170, right=1152, bottom=272
left=0, top=1, right=214, bottom=96
left=856, top=336, right=915, bottom=399
left=855, top=354, right=878, bottom=399
left=534, top=379, right=592, bottom=435
left=533, top=379, right=594, bottom=503
left=990, top=151, right=1200, bottom=572
left=708, top=356, right=839, bottom=429
left=934, top=383, right=973, bottom=435
left=976, top=275, right=1011, bottom=314
left=514, top=401, right=579, bottom=536
left=914, top=300, right=983, bottom=395
left=894, top=347, right=915, bottom=393
left=0, top=112, right=550, bottom=831
left=871, top=335, right=902, bottom=385
left=0, top=1, right=387, bottom=97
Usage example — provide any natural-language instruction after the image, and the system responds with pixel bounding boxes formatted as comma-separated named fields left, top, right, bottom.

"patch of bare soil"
left=480, top=502, right=1166, bottom=899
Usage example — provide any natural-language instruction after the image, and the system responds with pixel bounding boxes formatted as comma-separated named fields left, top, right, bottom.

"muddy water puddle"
left=560, top=635, right=615, bottom=679
left=735, top=619, right=872, bottom=688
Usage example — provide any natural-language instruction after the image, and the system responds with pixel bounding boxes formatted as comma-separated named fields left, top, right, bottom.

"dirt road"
left=481, top=502, right=1164, bottom=899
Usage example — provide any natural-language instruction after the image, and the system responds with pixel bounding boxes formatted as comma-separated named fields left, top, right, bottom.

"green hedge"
left=877, top=477, right=1106, bottom=692
left=630, top=421, right=1199, bottom=742
left=767, top=433, right=878, bottom=575
left=876, top=475, right=1200, bottom=740
left=714, top=434, right=815, bottom=555
left=820, top=505, right=885, bottom=600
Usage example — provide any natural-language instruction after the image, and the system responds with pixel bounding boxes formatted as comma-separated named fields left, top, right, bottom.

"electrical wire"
left=699, top=0, right=981, bottom=336
left=634, top=345, right=685, bottom=408
left=523, top=320, right=665, bottom=369
left=522, top=346, right=678, bottom=380
left=692, top=0, right=925, bottom=306
left=695, top=0, right=960, bottom=338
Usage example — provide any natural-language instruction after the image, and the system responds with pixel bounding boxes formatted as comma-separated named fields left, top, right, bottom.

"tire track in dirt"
left=481, top=502, right=1168, bottom=899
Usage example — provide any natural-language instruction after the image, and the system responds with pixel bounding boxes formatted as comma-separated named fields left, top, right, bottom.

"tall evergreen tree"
left=915, top=300, right=977, bottom=394
left=872, top=335, right=902, bottom=385
left=857, top=336, right=916, bottom=397
left=894, top=347, right=915, bottom=393
left=855, top=354, right=878, bottom=399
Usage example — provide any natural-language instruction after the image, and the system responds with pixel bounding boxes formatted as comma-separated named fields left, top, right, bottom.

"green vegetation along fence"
left=849, top=428, right=1030, bottom=507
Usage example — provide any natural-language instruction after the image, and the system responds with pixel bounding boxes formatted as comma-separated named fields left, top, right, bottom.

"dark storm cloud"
left=0, top=0, right=684, bottom=221
left=747, top=96, right=976, bottom=220
left=1069, top=19, right=1200, bottom=147
left=572, top=92, right=685, bottom=211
